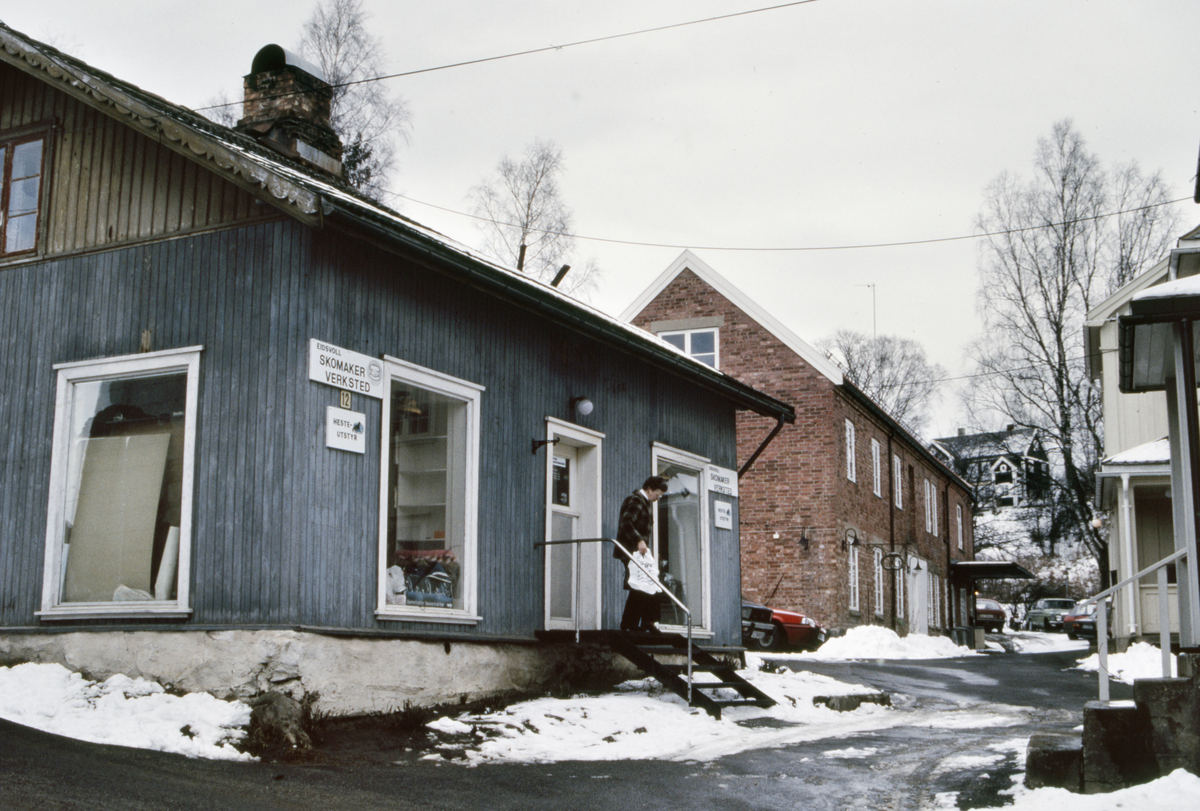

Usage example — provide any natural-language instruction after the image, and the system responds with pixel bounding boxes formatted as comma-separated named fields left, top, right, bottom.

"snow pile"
left=994, top=768, right=1200, bottom=810
left=1008, top=632, right=1090, bottom=654
left=0, top=663, right=252, bottom=761
left=1074, top=642, right=1178, bottom=684
left=790, top=625, right=977, bottom=660
left=432, top=666, right=899, bottom=765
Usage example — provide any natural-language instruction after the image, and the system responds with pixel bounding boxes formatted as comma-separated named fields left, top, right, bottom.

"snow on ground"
left=442, top=665, right=918, bottom=765
left=1008, top=632, right=1091, bottom=655
left=0, top=662, right=252, bottom=761
left=1074, top=641, right=1178, bottom=684
left=778, top=624, right=979, bottom=661
left=995, top=769, right=1200, bottom=810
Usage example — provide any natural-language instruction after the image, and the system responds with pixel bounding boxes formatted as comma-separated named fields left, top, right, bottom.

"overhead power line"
left=194, top=1, right=823, bottom=114
left=391, top=191, right=1191, bottom=254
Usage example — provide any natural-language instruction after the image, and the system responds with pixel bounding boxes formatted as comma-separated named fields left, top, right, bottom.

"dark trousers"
left=621, top=589, right=660, bottom=631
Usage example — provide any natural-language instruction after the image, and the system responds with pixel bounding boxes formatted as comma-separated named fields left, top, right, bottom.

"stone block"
left=1081, top=700, right=1158, bottom=793
left=1025, top=733, right=1082, bottom=791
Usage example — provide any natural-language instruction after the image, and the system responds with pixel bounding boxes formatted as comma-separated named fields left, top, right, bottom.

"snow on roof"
left=1102, top=437, right=1170, bottom=467
left=932, top=428, right=1037, bottom=462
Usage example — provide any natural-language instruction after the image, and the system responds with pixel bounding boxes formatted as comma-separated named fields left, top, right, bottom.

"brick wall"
left=631, top=267, right=973, bottom=634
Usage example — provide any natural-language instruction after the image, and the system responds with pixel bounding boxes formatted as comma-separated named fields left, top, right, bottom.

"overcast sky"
left=5, top=1, right=1199, bottom=435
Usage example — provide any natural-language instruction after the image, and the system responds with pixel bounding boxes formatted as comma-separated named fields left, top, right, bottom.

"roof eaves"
left=322, top=205, right=797, bottom=423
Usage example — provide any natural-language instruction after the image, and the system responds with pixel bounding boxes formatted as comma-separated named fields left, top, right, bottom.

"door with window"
left=653, top=446, right=709, bottom=632
left=543, top=420, right=603, bottom=631
left=908, top=558, right=929, bottom=635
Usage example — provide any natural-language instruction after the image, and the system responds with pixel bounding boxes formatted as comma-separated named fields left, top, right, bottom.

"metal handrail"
left=535, top=537, right=694, bottom=703
left=1082, top=547, right=1187, bottom=701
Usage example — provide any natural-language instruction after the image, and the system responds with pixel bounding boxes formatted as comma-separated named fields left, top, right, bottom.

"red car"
left=974, top=598, right=1007, bottom=633
left=757, top=606, right=827, bottom=651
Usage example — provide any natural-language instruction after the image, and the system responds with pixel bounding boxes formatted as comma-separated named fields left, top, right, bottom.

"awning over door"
left=951, top=560, right=1035, bottom=579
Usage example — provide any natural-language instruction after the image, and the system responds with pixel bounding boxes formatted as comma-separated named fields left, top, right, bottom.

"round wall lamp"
left=570, top=396, right=594, bottom=420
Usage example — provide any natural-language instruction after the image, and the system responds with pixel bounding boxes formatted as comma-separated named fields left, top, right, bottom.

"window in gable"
left=658, top=328, right=719, bottom=368
left=1, top=134, right=45, bottom=257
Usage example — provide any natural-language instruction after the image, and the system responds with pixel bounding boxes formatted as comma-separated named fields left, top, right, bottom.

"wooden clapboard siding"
left=0, top=60, right=272, bottom=266
left=0, top=215, right=744, bottom=643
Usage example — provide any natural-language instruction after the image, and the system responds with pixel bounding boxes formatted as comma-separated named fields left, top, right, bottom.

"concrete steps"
left=1027, top=653, right=1200, bottom=793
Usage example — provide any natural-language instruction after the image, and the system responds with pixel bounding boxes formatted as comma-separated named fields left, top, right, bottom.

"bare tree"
left=298, top=0, right=411, bottom=196
left=964, top=119, right=1182, bottom=585
left=817, top=329, right=945, bottom=433
left=201, top=89, right=238, bottom=128
left=469, top=139, right=601, bottom=298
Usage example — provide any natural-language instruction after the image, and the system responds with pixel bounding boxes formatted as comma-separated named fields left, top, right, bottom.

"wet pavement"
left=1, top=635, right=1120, bottom=810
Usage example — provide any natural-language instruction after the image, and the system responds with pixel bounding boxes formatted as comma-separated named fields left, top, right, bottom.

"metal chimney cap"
left=250, top=44, right=328, bottom=84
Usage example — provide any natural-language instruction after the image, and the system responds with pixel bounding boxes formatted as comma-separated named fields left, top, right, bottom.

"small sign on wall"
left=707, top=464, right=738, bottom=497
left=326, top=407, right=366, bottom=454
left=309, top=338, right=384, bottom=399
left=714, top=500, right=733, bottom=530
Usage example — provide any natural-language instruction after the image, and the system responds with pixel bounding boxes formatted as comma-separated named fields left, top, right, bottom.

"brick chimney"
left=237, top=44, right=342, bottom=177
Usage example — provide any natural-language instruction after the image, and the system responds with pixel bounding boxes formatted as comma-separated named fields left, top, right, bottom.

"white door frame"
left=908, top=557, right=929, bottom=635
left=651, top=442, right=712, bottom=635
left=543, top=418, right=604, bottom=631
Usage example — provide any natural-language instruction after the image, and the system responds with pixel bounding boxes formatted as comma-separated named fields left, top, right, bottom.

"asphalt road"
left=1, top=638, right=1122, bottom=811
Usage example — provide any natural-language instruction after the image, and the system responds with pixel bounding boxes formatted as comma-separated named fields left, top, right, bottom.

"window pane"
left=661, top=333, right=686, bottom=350
left=388, top=382, right=467, bottom=610
left=60, top=373, right=187, bottom=603
left=5, top=212, right=37, bottom=253
left=8, top=176, right=40, bottom=217
left=689, top=331, right=714, bottom=355
left=693, top=352, right=716, bottom=367
left=11, top=139, right=43, bottom=180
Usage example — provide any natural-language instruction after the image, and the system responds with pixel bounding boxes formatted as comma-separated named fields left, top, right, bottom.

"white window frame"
left=873, top=548, right=884, bottom=616
left=376, top=356, right=484, bottom=624
left=845, top=420, right=857, bottom=482
left=848, top=545, right=860, bottom=612
left=896, top=558, right=905, bottom=618
left=871, top=439, right=882, bottom=497
left=957, top=504, right=964, bottom=551
left=39, top=346, right=202, bottom=620
left=657, top=327, right=719, bottom=369
left=893, top=454, right=903, bottom=509
left=924, top=478, right=938, bottom=535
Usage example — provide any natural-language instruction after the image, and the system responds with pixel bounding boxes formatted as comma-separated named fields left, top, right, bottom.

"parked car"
left=741, top=597, right=775, bottom=647
left=1063, top=600, right=1111, bottom=640
left=760, top=606, right=827, bottom=651
left=974, top=598, right=1007, bottom=633
left=1023, top=598, right=1078, bottom=632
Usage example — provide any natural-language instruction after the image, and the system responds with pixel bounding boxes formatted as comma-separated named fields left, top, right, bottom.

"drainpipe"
left=738, top=414, right=787, bottom=479
left=888, top=433, right=897, bottom=630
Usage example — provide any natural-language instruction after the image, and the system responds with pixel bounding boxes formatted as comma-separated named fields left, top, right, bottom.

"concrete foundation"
left=0, top=630, right=638, bottom=716
left=1025, top=734, right=1082, bottom=790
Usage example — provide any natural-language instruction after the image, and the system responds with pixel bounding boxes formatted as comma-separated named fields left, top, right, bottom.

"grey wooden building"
left=0, top=25, right=793, bottom=713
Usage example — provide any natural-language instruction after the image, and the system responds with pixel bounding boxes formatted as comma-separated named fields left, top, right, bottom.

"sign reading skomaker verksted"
left=308, top=338, right=384, bottom=399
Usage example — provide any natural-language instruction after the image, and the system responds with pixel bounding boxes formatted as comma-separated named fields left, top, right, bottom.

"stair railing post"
left=575, top=538, right=582, bottom=645
left=1159, top=565, right=1172, bottom=678
left=1098, top=598, right=1110, bottom=702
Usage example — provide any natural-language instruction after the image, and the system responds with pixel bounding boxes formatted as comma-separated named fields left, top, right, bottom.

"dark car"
left=974, top=598, right=1007, bottom=633
left=741, top=597, right=775, bottom=648
left=1063, top=600, right=1111, bottom=640
left=757, top=605, right=827, bottom=651
left=1023, top=598, right=1078, bottom=632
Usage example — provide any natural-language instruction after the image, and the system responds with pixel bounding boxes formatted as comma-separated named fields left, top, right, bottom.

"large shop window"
left=40, top=347, right=201, bottom=619
left=378, top=358, right=481, bottom=621
left=1, top=134, right=45, bottom=257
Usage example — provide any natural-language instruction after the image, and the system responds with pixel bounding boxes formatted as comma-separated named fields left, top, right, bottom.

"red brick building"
left=622, top=251, right=975, bottom=637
